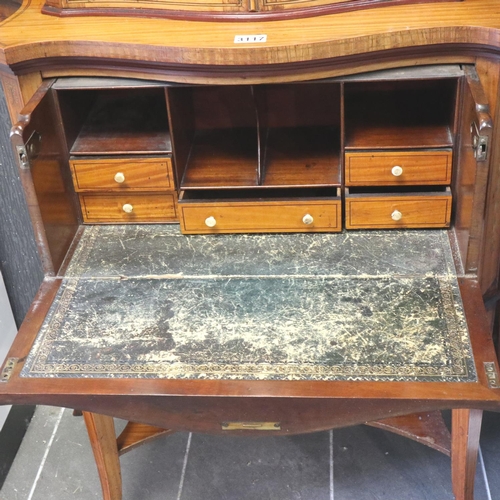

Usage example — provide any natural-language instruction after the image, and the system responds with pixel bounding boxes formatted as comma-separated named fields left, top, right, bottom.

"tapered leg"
left=451, top=409, right=483, bottom=500
left=83, top=411, right=122, bottom=500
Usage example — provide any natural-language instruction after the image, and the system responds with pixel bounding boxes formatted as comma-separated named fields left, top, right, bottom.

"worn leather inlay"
left=21, top=226, right=476, bottom=382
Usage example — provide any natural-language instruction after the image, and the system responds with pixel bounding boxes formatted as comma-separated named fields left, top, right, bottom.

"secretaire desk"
left=2, top=0, right=500, bottom=498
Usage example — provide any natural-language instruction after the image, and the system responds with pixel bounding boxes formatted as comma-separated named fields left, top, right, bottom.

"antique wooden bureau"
left=1, top=0, right=500, bottom=499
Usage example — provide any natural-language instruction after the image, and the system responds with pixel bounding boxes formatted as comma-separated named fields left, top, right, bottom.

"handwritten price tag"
left=234, top=35, right=267, bottom=43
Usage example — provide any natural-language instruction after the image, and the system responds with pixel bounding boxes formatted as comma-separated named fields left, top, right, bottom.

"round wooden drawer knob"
left=302, top=214, right=314, bottom=225
left=114, top=172, right=126, bottom=183
left=205, top=216, right=217, bottom=228
left=391, top=210, right=403, bottom=221
left=122, top=203, right=134, bottom=214
left=391, top=166, right=403, bottom=177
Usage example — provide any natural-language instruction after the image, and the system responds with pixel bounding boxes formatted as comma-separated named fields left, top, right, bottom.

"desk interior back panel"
left=20, top=227, right=476, bottom=383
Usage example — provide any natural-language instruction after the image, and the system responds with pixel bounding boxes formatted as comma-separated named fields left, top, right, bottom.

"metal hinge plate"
left=0, top=357, right=18, bottom=383
left=221, top=421, right=281, bottom=431
left=17, top=130, right=41, bottom=170
left=484, top=362, right=500, bottom=389
left=471, top=121, right=489, bottom=161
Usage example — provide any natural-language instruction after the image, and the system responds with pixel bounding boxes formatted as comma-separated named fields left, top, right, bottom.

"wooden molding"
left=7, top=46, right=493, bottom=85
left=40, top=0, right=460, bottom=23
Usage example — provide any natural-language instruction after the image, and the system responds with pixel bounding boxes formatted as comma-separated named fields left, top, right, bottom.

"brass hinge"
left=221, top=421, right=281, bottom=431
left=471, top=121, right=489, bottom=162
left=484, top=362, right=500, bottom=389
left=17, top=130, right=41, bottom=170
left=0, top=357, right=18, bottom=383
left=248, top=0, right=259, bottom=11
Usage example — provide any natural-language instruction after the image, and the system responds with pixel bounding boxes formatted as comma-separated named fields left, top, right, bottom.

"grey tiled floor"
left=1, top=407, right=499, bottom=499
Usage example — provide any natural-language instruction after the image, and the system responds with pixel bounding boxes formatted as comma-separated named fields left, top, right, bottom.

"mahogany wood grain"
left=476, top=58, right=500, bottom=120
left=451, top=409, right=483, bottom=500
left=69, top=88, right=171, bottom=156
left=345, top=188, right=452, bottom=229
left=116, top=422, right=174, bottom=455
left=165, top=87, right=195, bottom=188
left=344, top=79, right=456, bottom=149
left=1, top=0, right=500, bottom=83
left=83, top=412, right=122, bottom=500
left=255, top=83, right=341, bottom=130
left=39, top=0, right=460, bottom=21
left=344, top=150, right=452, bottom=186
left=495, top=301, right=500, bottom=361
left=38, top=55, right=476, bottom=86
left=192, top=86, right=257, bottom=131
left=179, top=198, right=341, bottom=233
left=55, top=88, right=97, bottom=153
left=70, top=157, right=173, bottom=191
left=255, top=82, right=342, bottom=186
left=457, top=277, right=500, bottom=397
left=84, top=410, right=454, bottom=500
left=477, top=59, right=500, bottom=298
left=10, top=79, right=80, bottom=275
left=262, top=127, right=341, bottom=187
left=72, top=131, right=171, bottom=156
left=181, top=128, right=259, bottom=188
left=78, top=406, right=470, bottom=500
left=80, top=193, right=178, bottom=222
left=367, top=411, right=451, bottom=456
left=345, top=123, right=453, bottom=150
left=452, top=67, right=493, bottom=275
left=44, top=0, right=251, bottom=15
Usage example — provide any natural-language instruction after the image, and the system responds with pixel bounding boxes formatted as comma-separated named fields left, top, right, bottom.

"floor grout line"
left=329, top=430, right=334, bottom=500
left=26, top=407, right=65, bottom=500
left=478, top=446, right=492, bottom=500
left=175, top=432, right=192, bottom=500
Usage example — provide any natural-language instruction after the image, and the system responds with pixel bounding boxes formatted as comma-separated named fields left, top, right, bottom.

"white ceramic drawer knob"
left=205, top=216, right=217, bottom=228
left=391, top=210, right=403, bottom=221
left=302, top=214, right=314, bottom=225
left=391, top=165, right=403, bottom=177
left=114, top=172, right=126, bottom=183
left=122, top=203, right=134, bottom=214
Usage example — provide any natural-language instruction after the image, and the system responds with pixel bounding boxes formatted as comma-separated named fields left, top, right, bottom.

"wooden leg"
left=83, top=412, right=122, bottom=500
left=451, top=409, right=483, bottom=500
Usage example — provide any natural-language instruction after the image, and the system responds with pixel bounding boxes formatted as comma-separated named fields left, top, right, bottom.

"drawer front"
left=345, top=151, right=452, bottom=186
left=70, top=157, right=173, bottom=191
left=345, top=192, right=452, bottom=229
left=81, top=194, right=178, bottom=222
left=180, top=200, right=341, bottom=233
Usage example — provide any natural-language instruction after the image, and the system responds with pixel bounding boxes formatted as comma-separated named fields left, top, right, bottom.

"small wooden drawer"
left=344, top=151, right=452, bottom=186
left=345, top=188, right=452, bottom=229
left=179, top=190, right=341, bottom=234
left=80, top=193, right=178, bottom=223
left=70, top=157, right=173, bottom=191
